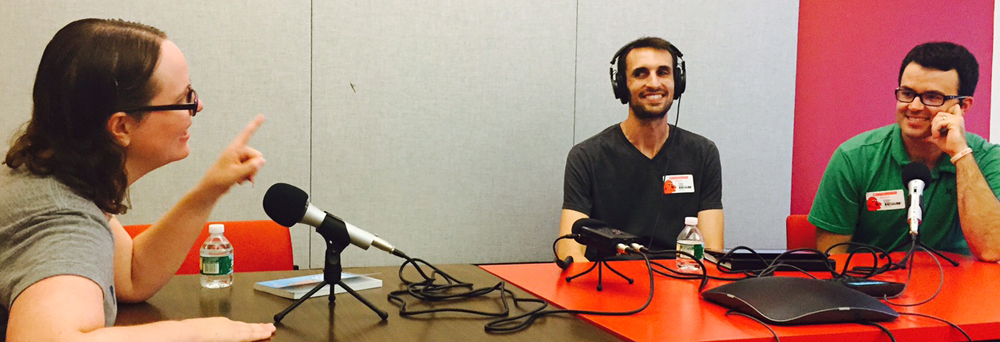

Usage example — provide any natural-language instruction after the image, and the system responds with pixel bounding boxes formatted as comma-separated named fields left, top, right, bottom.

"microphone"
left=572, top=218, right=639, bottom=257
left=557, top=218, right=637, bottom=269
left=263, top=183, right=407, bottom=259
left=901, top=163, right=932, bottom=237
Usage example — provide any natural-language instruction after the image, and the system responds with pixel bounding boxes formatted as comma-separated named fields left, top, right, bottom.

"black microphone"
left=902, top=163, right=932, bottom=237
left=263, top=183, right=407, bottom=259
left=557, top=218, right=627, bottom=269
left=572, top=218, right=639, bottom=257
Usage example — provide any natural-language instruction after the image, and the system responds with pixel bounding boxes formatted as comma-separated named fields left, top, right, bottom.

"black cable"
left=884, top=246, right=945, bottom=306
left=898, top=312, right=972, bottom=342
left=822, top=242, right=897, bottom=278
left=858, top=321, right=897, bottom=342
left=754, top=263, right=819, bottom=279
left=706, top=246, right=835, bottom=278
left=879, top=241, right=918, bottom=300
left=387, top=257, right=548, bottom=320
left=645, top=117, right=677, bottom=252
left=485, top=250, right=657, bottom=333
left=703, top=246, right=776, bottom=278
left=552, top=234, right=579, bottom=265
left=673, top=95, right=682, bottom=127
left=553, top=235, right=576, bottom=255
left=639, top=249, right=709, bottom=291
left=649, top=260, right=747, bottom=281
left=839, top=245, right=887, bottom=278
left=387, top=251, right=659, bottom=334
left=752, top=248, right=832, bottom=278
left=686, top=243, right=899, bottom=282
left=724, top=310, right=779, bottom=342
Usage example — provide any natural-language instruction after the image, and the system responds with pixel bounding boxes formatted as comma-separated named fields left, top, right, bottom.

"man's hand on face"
left=927, top=102, right=970, bottom=156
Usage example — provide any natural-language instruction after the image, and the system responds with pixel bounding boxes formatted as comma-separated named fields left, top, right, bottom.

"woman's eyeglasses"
left=120, top=88, right=199, bottom=117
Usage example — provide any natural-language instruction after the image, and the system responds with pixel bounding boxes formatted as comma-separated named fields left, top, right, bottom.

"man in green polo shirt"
left=809, top=42, right=1000, bottom=262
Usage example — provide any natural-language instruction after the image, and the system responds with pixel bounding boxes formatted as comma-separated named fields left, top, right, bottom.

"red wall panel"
left=791, top=0, right=994, bottom=215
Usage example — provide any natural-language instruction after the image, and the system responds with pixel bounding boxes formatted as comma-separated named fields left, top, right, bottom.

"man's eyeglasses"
left=895, top=88, right=967, bottom=107
left=120, top=88, right=199, bottom=117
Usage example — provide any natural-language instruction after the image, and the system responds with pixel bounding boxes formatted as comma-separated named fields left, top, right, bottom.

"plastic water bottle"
left=676, top=217, right=704, bottom=272
left=200, top=224, right=233, bottom=288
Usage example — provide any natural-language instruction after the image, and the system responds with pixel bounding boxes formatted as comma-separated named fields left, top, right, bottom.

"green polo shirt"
left=809, top=124, right=1000, bottom=254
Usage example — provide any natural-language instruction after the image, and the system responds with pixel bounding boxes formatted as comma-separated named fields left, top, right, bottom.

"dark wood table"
left=117, top=264, right=622, bottom=341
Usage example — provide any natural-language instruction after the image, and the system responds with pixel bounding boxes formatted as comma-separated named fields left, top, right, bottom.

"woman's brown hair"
left=4, top=18, right=166, bottom=214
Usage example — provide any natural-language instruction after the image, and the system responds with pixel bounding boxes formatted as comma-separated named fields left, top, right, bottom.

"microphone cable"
left=387, top=257, right=546, bottom=319
left=552, top=234, right=579, bottom=269
left=649, top=260, right=745, bottom=281
left=822, top=242, right=897, bottom=278
left=724, top=310, right=780, bottom=342
left=640, top=247, right=744, bottom=282
left=882, top=245, right=946, bottom=306
left=704, top=243, right=963, bottom=341
left=486, top=247, right=656, bottom=333
left=632, top=247, right=711, bottom=292
left=698, top=246, right=836, bottom=280
left=847, top=242, right=965, bottom=340
left=898, top=312, right=972, bottom=342
left=673, top=95, right=682, bottom=127
left=387, top=248, right=659, bottom=333
left=857, top=321, right=896, bottom=342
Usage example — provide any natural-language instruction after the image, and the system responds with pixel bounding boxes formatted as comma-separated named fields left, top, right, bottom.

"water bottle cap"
left=208, top=224, right=225, bottom=234
left=685, top=217, right=698, bottom=226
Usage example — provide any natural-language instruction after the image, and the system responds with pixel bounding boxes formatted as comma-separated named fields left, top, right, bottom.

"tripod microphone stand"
left=565, top=252, right=634, bottom=291
left=897, top=233, right=959, bottom=269
left=273, top=214, right=389, bottom=323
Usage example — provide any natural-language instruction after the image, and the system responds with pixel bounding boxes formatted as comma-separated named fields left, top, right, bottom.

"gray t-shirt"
left=0, top=168, right=116, bottom=339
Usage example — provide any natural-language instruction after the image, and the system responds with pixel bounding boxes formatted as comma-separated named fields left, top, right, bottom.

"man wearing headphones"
left=810, top=42, right=1000, bottom=262
left=557, top=37, right=725, bottom=263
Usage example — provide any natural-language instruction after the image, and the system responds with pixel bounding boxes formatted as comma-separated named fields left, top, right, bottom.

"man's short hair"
left=619, top=37, right=679, bottom=71
left=898, top=42, right=979, bottom=97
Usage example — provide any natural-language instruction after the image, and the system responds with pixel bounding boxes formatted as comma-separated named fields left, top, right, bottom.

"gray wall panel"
left=311, top=0, right=577, bottom=267
left=575, top=1, right=799, bottom=249
left=3, top=1, right=801, bottom=270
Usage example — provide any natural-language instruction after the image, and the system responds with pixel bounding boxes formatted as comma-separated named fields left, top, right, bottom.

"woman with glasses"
left=0, top=19, right=274, bottom=341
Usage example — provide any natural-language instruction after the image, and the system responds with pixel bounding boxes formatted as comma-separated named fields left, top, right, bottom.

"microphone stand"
left=273, top=215, right=389, bottom=323
left=897, top=233, right=959, bottom=269
left=896, top=166, right=958, bottom=268
left=895, top=196, right=959, bottom=268
left=564, top=252, right=634, bottom=291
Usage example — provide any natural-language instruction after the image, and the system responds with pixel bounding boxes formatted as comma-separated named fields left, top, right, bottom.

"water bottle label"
left=692, top=244, right=704, bottom=259
left=677, top=242, right=704, bottom=260
left=201, top=255, right=233, bottom=275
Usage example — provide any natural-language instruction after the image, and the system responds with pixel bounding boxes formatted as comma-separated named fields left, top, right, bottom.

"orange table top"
left=480, top=252, right=1000, bottom=342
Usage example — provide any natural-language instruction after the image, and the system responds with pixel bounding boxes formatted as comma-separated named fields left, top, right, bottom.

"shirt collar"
left=889, top=124, right=956, bottom=179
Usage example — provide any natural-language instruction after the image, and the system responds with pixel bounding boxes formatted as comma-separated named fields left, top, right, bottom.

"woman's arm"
left=7, top=275, right=274, bottom=342
left=114, top=116, right=266, bottom=302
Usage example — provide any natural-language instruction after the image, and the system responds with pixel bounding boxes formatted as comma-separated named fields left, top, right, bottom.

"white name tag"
left=663, top=174, right=695, bottom=194
left=864, top=190, right=905, bottom=211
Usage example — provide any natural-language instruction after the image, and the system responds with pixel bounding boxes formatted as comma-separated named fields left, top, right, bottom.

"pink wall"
left=791, top=0, right=995, bottom=215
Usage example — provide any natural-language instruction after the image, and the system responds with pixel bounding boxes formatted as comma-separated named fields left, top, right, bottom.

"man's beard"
left=630, top=101, right=672, bottom=120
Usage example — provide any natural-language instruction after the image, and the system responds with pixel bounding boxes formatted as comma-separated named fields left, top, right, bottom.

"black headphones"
left=609, top=40, right=686, bottom=104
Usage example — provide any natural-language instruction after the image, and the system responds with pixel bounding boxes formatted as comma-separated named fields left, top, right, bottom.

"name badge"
left=663, top=174, right=695, bottom=194
left=865, top=190, right=905, bottom=211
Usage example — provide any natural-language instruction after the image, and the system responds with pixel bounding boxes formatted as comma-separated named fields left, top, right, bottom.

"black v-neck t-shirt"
left=563, top=124, right=723, bottom=259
